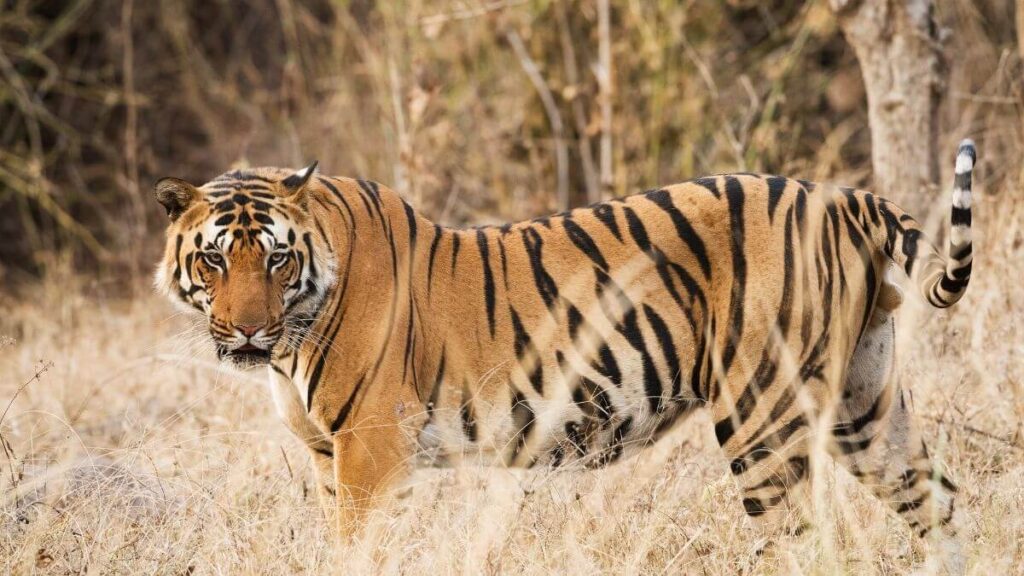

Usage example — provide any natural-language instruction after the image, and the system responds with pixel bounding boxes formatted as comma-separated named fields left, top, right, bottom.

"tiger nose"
left=234, top=323, right=263, bottom=337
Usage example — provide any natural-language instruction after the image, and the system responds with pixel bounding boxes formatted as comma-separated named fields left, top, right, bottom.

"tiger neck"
left=277, top=181, right=448, bottom=427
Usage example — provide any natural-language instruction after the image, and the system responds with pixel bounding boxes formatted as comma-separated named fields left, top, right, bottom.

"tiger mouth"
left=217, top=344, right=272, bottom=368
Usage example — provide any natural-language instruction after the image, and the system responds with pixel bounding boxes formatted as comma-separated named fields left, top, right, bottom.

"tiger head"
left=153, top=163, right=336, bottom=368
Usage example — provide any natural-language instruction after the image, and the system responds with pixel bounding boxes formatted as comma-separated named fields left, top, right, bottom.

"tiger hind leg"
left=832, top=308, right=965, bottom=574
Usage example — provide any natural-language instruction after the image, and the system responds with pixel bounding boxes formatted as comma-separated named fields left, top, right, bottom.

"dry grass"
left=1, top=191, right=1023, bottom=575
left=3, top=3, right=1024, bottom=572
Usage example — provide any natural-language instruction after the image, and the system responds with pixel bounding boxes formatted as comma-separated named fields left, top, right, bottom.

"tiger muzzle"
left=211, top=319, right=283, bottom=368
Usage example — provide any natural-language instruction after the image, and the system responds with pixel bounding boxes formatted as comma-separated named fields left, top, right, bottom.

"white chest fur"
left=267, top=362, right=331, bottom=452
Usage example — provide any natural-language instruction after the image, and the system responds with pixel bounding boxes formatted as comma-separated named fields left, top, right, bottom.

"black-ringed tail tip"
left=930, top=138, right=976, bottom=308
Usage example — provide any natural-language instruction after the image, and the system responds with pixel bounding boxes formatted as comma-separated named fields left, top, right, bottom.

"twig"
left=121, top=0, right=145, bottom=267
left=420, top=0, right=529, bottom=27
left=921, top=414, right=1023, bottom=451
left=555, top=0, right=600, bottom=203
left=1, top=361, right=53, bottom=428
left=596, top=0, right=614, bottom=194
left=1, top=360, right=52, bottom=487
left=505, top=29, right=569, bottom=211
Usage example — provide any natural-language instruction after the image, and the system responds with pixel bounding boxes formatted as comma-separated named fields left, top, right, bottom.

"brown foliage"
left=0, top=0, right=1019, bottom=284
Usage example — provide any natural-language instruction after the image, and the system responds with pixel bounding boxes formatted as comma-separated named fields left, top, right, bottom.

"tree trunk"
left=1018, top=0, right=1024, bottom=67
left=830, top=0, right=944, bottom=216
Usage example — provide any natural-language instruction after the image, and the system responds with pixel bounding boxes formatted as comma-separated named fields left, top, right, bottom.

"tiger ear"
left=281, top=161, right=318, bottom=205
left=154, top=177, right=200, bottom=221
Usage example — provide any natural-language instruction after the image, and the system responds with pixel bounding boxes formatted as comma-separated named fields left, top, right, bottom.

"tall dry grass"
left=1, top=197, right=1023, bottom=573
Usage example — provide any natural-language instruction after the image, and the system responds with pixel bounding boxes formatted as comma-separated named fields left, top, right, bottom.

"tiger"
left=154, top=139, right=976, bottom=573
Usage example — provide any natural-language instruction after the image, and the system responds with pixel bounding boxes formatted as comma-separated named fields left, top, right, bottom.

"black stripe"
left=575, top=376, right=615, bottom=425
left=401, top=311, right=415, bottom=386
left=217, top=171, right=276, bottom=184
left=720, top=176, right=747, bottom=375
left=316, top=177, right=358, bottom=228
left=766, top=176, right=787, bottom=223
left=645, top=189, right=712, bottom=279
left=592, top=204, right=622, bottom=241
left=950, top=244, right=972, bottom=262
left=742, top=496, right=779, bottom=517
left=939, top=274, right=967, bottom=293
left=522, top=227, right=560, bottom=311
left=357, top=180, right=386, bottom=223
left=901, top=228, right=922, bottom=276
left=643, top=304, right=682, bottom=398
left=304, top=229, right=356, bottom=409
left=497, top=235, right=510, bottom=290
left=622, top=206, right=700, bottom=328
left=840, top=209, right=878, bottom=336
left=953, top=171, right=972, bottom=191
left=330, top=374, right=367, bottom=432
left=403, top=201, right=418, bottom=246
left=172, top=234, right=184, bottom=282
left=834, top=390, right=885, bottom=438
left=689, top=176, right=721, bottom=197
left=896, top=495, right=927, bottom=515
left=729, top=415, right=807, bottom=475
left=302, top=233, right=318, bottom=279
left=842, top=187, right=860, bottom=221
left=427, top=224, right=443, bottom=290
left=863, top=193, right=880, bottom=227
left=510, top=307, right=544, bottom=394
left=311, top=215, right=333, bottom=252
left=616, top=308, right=662, bottom=413
left=951, top=261, right=972, bottom=279
left=450, top=232, right=461, bottom=272
left=950, top=206, right=971, bottom=227
left=562, top=217, right=609, bottom=271
left=834, top=434, right=875, bottom=455
left=567, top=304, right=583, bottom=340
left=747, top=455, right=808, bottom=491
left=592, top=342, right=622, bottom=388
left=690, top=330, right=708, bottom=401
left=426, top=350, right=446, bottom=413
left=355, top=185, right=376, bottom=218
left=476, top=230, right=497, bottom=338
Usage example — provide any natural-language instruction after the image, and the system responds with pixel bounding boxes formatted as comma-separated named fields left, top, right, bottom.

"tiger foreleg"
left=331, top=417, right=415, bottom=540
left=715, top=401, right=814, bottom=565
left=308, top=447, right=338, bottom=525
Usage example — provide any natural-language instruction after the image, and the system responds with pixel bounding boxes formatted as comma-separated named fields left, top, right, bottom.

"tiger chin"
left=154, top=141, right=976, bottom=575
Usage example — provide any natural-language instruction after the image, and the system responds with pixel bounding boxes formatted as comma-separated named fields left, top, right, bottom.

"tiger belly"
left=413, top=345, right=707, bottom=470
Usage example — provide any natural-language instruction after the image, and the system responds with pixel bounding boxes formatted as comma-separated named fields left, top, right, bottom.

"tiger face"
left=153, top=163, right=336, bottom=368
